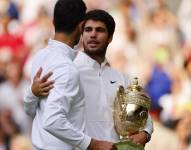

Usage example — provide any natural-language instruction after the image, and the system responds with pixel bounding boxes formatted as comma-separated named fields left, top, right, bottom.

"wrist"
left=142, top=130, right=151, bottom=143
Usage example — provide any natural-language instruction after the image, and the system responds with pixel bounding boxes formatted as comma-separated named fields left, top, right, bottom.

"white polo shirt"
left=24, top=40, right=91, bottom=150
left=74, top=51, right=153, bottom=142
left=25, top=50, right=153, bottom=149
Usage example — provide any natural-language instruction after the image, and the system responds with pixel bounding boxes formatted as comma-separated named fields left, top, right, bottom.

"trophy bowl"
left=113, top=77, right=151, bottom=150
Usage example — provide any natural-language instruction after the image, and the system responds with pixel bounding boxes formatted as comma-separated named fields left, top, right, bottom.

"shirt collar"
left=48, top=39, right=77, bottom=61
left=77, top=51, right=109, bottom=68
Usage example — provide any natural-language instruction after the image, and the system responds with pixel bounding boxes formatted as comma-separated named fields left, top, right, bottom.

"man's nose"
left=90, top=30, right=97, bottom=38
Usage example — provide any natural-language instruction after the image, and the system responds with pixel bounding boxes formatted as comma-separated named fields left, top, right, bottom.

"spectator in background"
left=184, top=53, right=191, bottom=80
left=178, top=0, right=191, bottom=45
left=0, top=0, right=28, bottom=66
left=0, top=49, right=12, bottom=83
left=0, top=107, right=20, bottom=150
left=0, top=121, right=6, bottom=150
left=176, top=111, right=191, bottom=150
left=145, top=47, right=172, bottom=119
left=10, top=134, right=32, bottom=150
left=145, top=106, right=180, bottom=150
left=159, top=53, right=191, bottom=128
left=0, top=60, right=31, bottom=135
left=137, top=4, right=180, bottom=64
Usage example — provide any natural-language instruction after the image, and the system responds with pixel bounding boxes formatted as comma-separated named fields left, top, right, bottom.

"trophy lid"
left=126, top=77, right=151, bottom=110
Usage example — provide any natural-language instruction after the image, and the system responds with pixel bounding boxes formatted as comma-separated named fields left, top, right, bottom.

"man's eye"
left=96, top=28, right=106, bottom=32
left=84, top=27, right=92, bottom=32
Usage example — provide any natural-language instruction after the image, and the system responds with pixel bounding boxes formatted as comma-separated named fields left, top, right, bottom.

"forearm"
left=43, top=93, right=91, bottom=149
left=43, top=112, right=91, bottom=149
left=42, top=69, right=91, bottom=149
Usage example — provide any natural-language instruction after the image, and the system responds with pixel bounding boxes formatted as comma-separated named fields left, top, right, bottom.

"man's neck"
left=86, top=52, right=105, bottom=65
left=54, top=32, right=75, bottom=48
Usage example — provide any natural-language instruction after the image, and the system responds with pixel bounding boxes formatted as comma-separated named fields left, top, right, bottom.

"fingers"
left=41, top=84, right=54, bottom=92
left=41, top=71, right=53, bottom=82
left=128, top=132, right=147, bottom=145
left=41, top=92, right=50, bottom=97
left=34, top=67, right=43, bottom=80
left=40, top=80, right=54, bottom=88
left=34, top=67, right=53, bottom=83
left=37, top=82, right=54, bottom=97
left=32, top=68, right=54, bottom=97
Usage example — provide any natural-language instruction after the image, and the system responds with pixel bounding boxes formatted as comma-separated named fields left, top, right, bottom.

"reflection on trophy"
left=113, top=77, right=151, bottom=150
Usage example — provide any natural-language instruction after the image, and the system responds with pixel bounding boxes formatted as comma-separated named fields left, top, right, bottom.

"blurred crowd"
left=0, top=0, right=191, bottom=150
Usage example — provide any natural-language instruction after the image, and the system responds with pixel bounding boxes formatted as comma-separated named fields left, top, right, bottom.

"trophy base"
left=115, top=140, right=144, bottom=150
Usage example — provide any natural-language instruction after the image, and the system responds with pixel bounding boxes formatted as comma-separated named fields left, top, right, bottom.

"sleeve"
left=23, top=86, right=39, bottom=118
left=42, top=65, right=91, bottom=150
left=142, top=114, right=154, bottom=135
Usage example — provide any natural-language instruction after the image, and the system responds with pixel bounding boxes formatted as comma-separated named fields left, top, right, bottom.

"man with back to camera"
left=23, top=0, right=115, bottom=150
left=25, top=9, right=153, bottom=149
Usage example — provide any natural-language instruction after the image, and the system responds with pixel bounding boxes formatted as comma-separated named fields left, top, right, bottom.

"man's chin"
left=85, top=49, right=98, bottom=54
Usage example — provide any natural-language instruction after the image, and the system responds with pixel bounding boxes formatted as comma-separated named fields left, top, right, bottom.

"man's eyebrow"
left=84, top=26, right=91, bottom=28
left=96, top=26, right=106, bottom=29
left=84, top=26, right=105, bottom=29
left=84, top=26, right=92, bottom=30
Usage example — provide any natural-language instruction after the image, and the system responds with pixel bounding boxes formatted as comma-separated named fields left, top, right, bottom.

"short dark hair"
left=82, top=9, right=115, bottom=38
left=53, top=0, right=86, bottom=34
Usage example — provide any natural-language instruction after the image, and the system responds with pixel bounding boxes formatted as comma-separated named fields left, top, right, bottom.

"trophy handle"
left=116, top=86, right=126, bottom=120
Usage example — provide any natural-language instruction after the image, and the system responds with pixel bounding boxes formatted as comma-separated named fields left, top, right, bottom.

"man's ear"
left=108, top=35, right=113, bottom=43
left=78, top=21, right=84, bottom=34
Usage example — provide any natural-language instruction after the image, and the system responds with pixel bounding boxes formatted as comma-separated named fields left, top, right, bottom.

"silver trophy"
left=113, top=77, right=151, bottom=150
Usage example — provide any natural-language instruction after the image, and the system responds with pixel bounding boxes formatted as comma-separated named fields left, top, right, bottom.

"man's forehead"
left=84, top=19, right=106, bottom=28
